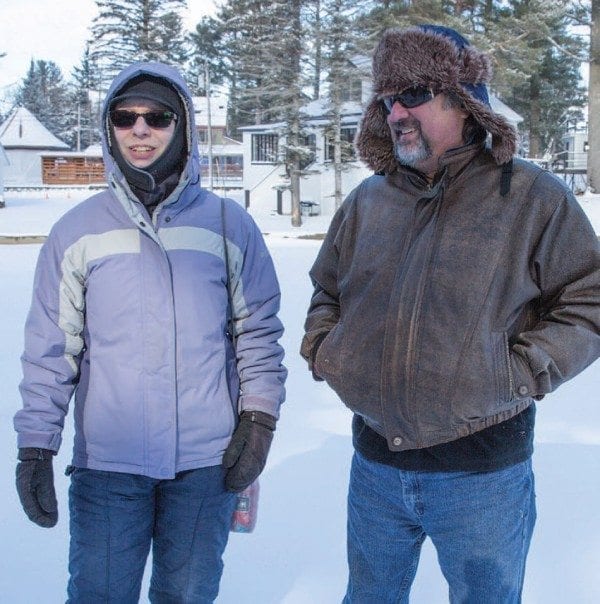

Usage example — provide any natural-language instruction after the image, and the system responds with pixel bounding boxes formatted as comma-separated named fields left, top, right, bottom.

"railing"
left=200, top=164, right=243, bottom=180
left=529, top=152, right=588, bottom=173
left=42, top=158, right=105, bottom=185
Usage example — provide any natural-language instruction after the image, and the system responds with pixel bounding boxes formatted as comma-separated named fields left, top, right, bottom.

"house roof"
left=489, top=94, right=523, bottom=125
left=239, top=99, right=364, bottom=132
left=192, top=94, right=228, bottom=129
left=301, top=98, right=363, bottom=119
left=0, top=106, right=69, bottom=150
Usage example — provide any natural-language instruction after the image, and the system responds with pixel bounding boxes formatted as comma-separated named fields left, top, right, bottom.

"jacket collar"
left=388, top=141, right=487, bottom=191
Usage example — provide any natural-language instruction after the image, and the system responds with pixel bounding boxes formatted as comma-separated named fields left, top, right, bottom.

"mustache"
left=392, top=118, right=421, bottom=132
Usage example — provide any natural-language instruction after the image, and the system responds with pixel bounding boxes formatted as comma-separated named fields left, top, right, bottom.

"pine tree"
left=187, top=16, right=228, bottom=96
left=89, top=0, right=188, bottom=88
left=501, top=0, right=586, bottom=158
left=71, top=44, right=103, bottom=150
left=199, top=0, right=311, bottom=224
left=16, top=60, right=75, bottom=146
left=280, top=0, right=306, bottom=226
left=320, top=0, right=371, bottom=209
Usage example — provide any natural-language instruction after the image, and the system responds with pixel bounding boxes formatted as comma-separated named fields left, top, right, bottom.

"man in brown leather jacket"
left=301, top=25, right=600, bottom=603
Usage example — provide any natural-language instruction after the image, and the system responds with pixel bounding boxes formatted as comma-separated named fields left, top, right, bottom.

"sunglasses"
left=109, top=110, right=178, bottom=129
left=381, top=86, right=435, bottom=112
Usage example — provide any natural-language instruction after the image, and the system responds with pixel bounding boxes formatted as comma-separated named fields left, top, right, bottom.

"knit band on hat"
left=417, top=24, right=491, bottom=107
left=356, top=24, right=517, bottom=172
left=110, top=75, right=183, bottom=113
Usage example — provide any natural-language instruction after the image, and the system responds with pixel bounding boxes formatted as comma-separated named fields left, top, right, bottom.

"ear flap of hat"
left=356, top=97, right=397, bottom=174
left=456, top=90, right=518, bottom=164
left=356, top=93, right=518, bottom=171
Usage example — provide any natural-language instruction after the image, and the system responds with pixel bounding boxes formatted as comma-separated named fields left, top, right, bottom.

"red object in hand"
left=230, top=479, right=260, bottom=533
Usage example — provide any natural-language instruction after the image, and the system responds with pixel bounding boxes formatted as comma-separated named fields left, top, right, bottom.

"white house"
left=240, top=97, right=367, bottom=217
left=0, top=142, right=9, bottom=206
left=0, top=107, right=69, bottom=186
left=560, top=126, right=588, bottom=170
left=240, top=56, right=523, bottom=216
left=192, top=95, right=243, bottom=190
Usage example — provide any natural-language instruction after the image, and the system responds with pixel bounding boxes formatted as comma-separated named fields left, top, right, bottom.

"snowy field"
left=0, top=188, right=598, bottom=603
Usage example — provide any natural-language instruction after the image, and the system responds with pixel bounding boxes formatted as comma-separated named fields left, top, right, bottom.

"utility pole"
left=588, top=0, right=600, bottom=192
left=204, top=62, right=214, bottom=191
left=76, top=104, right=81, bottom=152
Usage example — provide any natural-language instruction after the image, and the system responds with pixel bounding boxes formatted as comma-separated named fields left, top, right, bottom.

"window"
left=324, top=127, right=357, bottom=162
left=340, top=80, right=363, bottom=103
left=300, top=133, right=317, bottom=170
left=251, top=134, right=279, bottom=163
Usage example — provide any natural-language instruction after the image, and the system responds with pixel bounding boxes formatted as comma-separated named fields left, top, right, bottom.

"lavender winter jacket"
left=14, top=63, right=287, bottom=479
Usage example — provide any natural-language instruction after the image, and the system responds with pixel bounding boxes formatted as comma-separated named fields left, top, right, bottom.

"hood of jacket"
left=356, top=26, right=518, bottom=174
left=101, top=62, right=201, bottom=193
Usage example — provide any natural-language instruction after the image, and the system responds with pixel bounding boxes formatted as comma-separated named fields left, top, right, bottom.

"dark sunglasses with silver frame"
left=381, top=85, right=435, bottom=112
left=109, top=109, right=178, bottom=129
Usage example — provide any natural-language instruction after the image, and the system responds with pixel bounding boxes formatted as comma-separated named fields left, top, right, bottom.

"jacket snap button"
left=139, top=221, right=146, bottom=227
left=165, top=216, right=171, bottom=222
left=518, top=385, right=529, bottom=396
left=393, top=436, right=403, bottom=446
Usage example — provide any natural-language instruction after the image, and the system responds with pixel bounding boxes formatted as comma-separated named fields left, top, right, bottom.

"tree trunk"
left=588, top=0, right=600, bottom=192
left=528, top=75, right=542, bottom=158
left=313, top=0, right=322, bottom=100
left=333, top=115, right=343, bottom=210
left=290, top=117, right=302, bottom=227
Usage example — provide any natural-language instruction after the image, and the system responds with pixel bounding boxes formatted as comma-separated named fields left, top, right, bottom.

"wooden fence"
left=42, top=157, right=105, bottom=185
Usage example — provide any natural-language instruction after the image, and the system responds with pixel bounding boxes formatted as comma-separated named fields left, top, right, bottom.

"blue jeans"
left=67, top=465, right=236, bottom=603
left=343, top=452, right=536, bottom=604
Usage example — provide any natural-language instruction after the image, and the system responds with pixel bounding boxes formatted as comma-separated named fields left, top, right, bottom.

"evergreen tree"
left=90, top=0, right=188, bottom=88
left=320, top=0, right=371, bottom=209
left=188, top=16, right=227, bottom=96
left=502, top=0, right=586, bottom=157
left=200, top=0, right=311, bottom=224
left=71, top=44, right=103, bottom=150
left=15, top=59, right=75, bottom=147
left=280, top=0, right=306, bottom=226
left=214, top=0, right=295, bottom=131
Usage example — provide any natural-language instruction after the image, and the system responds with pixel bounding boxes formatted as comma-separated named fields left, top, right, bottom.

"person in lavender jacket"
left=14, top=62, right=287, bottom=603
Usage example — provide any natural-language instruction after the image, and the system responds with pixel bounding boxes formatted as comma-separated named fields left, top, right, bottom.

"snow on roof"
left=192, top=95, right=228, bottom=129
left=349, top=54, right=371, bottom=74
left=40, top=143, right=104, bottom=159
left=84, top=143, right=103, bottom=156
left=489, top=94, right=523, bottom=125
left=301, top=98, right=363, bottom=119
left=0, top=107, right=70, bottom=150
left=239, top=99, right=363, bottom=132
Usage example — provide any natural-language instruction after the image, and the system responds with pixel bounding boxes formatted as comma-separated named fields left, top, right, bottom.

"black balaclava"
left=109, top=75, right=188, bottom=209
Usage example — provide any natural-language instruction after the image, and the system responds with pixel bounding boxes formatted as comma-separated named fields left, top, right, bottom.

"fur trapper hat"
left=356, top=25, right=517, bottom=173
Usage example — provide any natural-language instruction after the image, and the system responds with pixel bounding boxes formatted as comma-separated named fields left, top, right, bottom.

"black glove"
left=16, top=448, right=58, bottom=528
left=223, top=410, right=276, bottom=493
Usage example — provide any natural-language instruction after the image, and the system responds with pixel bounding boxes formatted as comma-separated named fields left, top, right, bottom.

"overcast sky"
left=0, top=0, right=215, bottom=96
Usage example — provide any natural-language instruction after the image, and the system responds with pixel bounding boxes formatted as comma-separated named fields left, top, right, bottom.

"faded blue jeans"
left=343, top=451, right=536, bottom=604
left=67, top=465, right=236, bottom=603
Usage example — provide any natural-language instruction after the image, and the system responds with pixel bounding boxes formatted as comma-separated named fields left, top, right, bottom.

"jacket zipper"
left=404, top=188, right=445, bottom=406
left=503, top=331, right=515, bottom=400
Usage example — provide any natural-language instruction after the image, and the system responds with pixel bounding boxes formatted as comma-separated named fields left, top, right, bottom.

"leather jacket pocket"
left=314, top=322, right=343, bottom=383
left=492, top=331, right=514, bottom=405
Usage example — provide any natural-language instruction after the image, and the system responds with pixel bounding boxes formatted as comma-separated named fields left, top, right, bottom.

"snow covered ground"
left=0, top=188, right=598, bottom=603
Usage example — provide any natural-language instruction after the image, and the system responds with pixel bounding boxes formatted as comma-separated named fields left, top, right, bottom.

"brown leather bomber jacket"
left=301, top=144, right=600, bottom=451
